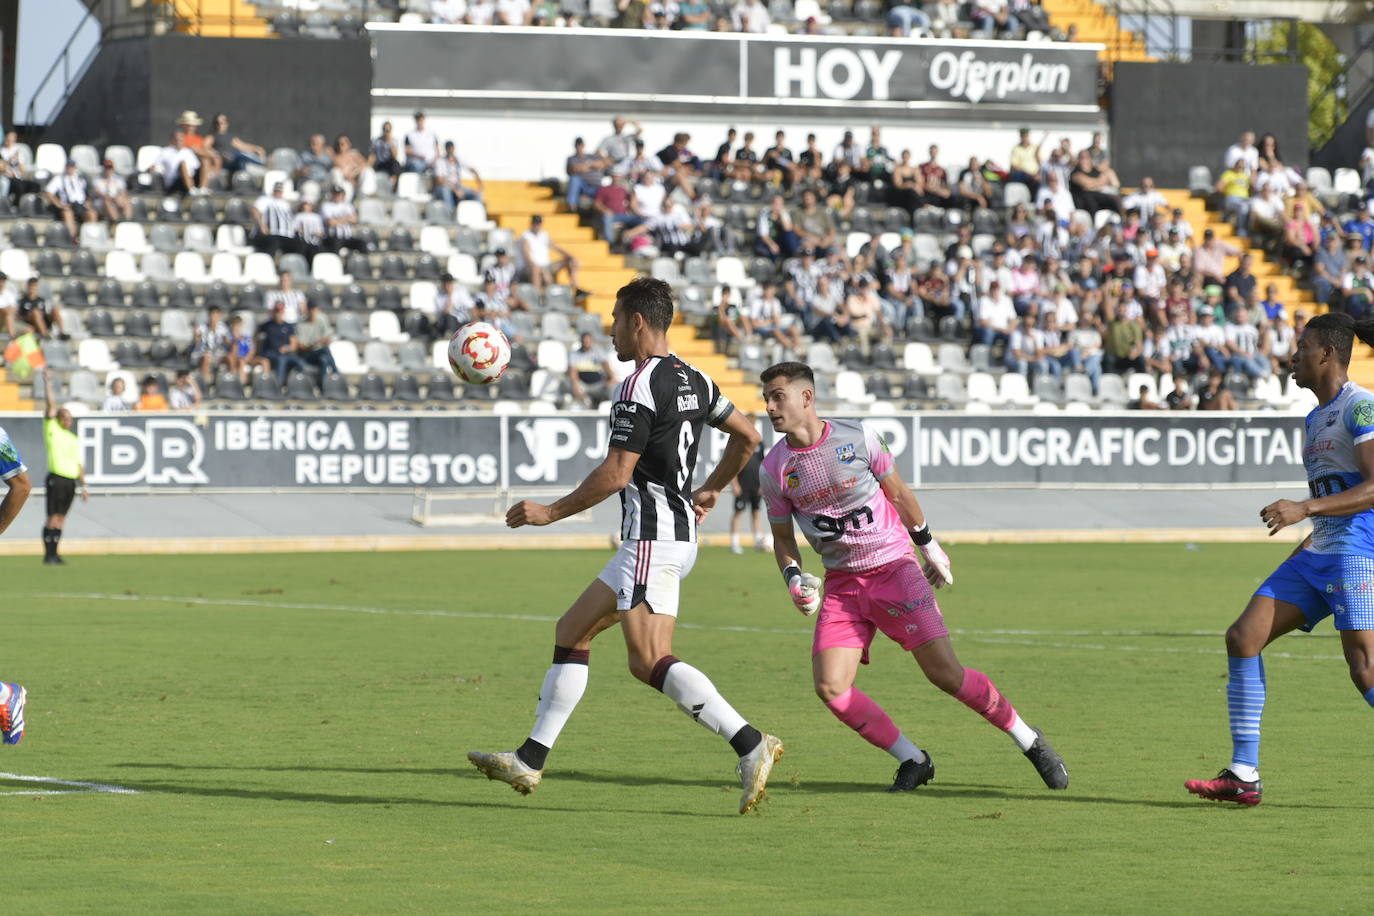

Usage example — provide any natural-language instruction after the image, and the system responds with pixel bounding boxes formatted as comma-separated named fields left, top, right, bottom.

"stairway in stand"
left=482, top=181, right=762, bottom=411
left=0, top=376, right=34, bottom=411
left=1040, top=0, right=1150, bottom=62
left=163, top=0, right=273, bottom=38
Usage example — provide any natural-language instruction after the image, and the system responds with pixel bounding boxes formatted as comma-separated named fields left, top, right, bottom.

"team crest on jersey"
left=835, top=443, right=856, bottom=464
left=1355, top=401, right=1374, bottom=428
left=786, top=470, right=801, bottom=489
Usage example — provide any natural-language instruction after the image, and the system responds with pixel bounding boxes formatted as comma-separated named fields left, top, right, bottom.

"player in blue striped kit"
left=1187, top=314, right=1374, bottom=805
left=0, top=425, right=32, bottom=744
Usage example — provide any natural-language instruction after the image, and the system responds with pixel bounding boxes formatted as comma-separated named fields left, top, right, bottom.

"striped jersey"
left=760, top=419, right=911, bottom=573
left=253, top=194, right=295, bottom=237
left=1303, top=381, right=1374, bottom=556
left=609, top=354, right=734, bottom=542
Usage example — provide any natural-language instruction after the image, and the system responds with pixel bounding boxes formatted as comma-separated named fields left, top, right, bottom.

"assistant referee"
left=41, top=370, right=86, bottom=565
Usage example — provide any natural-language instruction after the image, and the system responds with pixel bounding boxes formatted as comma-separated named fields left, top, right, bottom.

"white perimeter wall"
left=371, top=105, right=1108, bottom=183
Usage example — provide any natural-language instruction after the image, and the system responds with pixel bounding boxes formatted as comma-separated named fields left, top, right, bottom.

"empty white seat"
left=104, top=145, right=135, bottom=175
left=845, top=232, right=871, bottom=258
left=184, top=223, right=216, bottom=254
left=833, top=370, right=873, bottom=404
left=408, top=281, right=437, bottom=314
left=536, top=339, right=569, bottom=373
left=174, top=252, right=211, bottom=285
left=113, top=222, right=151, bottom=254
left=540, top=312, right=573, bottom=341
left=243, top=252, right=278, bottom=286
left=357, top=198, right=388, bottom=225
left=77, top=339, right=117, bottom=372
left=1099, top=373, right=1129, bottom=405
left=714, top=256, right=754, bottom=290
left=431, top=340, right=450, bottom=371
left=140, top=252, right=174, bottom=282
left=396, top=171, right=427, bottom=202
left=363, top=341, right=400, bottom=372
left=215, top=224, right=251, bottom=255
left=104, top=250, right=144, bottom=283
left=902, top=342, right=939, bottom=377
left=79, top=222, right=112, bottom=252
left=1063, top=373, right=1096, bottom=404
left=329, top=340, right=365, bottom=373
left=446, top=253, right=479, bottom=285
left=998, top=371, right=1038, bottom=407
left=160, top=309, right=194, bottom=345
left=419, top=226, right=454, bottom=256
left=210, top=253, right=246, bottom=285
left=34, top=142, right=67, bottom=175
left=806, top=342, right=839, bottom=374
left=456, top=200, right=492, bottom=229
left=368, top=310, right=409, bottom=343
left=68, top=370, right=105, bottom=405
left=312, top=252, right=350, bottom=284
left=135, top=145, right=162, bottom=172
left=392, top=200, right=422, bottom=225
left=966, top=371, right=1001, bottom=405
left=1333, top=168, right=1361, bottom=195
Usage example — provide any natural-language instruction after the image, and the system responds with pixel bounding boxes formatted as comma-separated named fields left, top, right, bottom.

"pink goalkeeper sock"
left=954, top=668, right=1017, bottom=732
left=824, top=687, right=901, bottom=751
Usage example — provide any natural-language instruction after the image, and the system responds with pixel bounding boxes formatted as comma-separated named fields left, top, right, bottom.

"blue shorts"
left=1255, top=551, right=1374, bottom=632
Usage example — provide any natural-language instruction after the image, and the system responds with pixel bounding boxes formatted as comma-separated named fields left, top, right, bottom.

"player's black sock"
left=51, top=528, right=62, bottom=558
left=516, top=738, right=550, bottom=771
left=41, top=528, right=56, bottom=560
left=729, top=724, right=763, bottom=757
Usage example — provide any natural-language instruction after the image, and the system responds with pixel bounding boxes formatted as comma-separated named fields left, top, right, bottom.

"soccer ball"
left=449, top=321, right=511, bottom=385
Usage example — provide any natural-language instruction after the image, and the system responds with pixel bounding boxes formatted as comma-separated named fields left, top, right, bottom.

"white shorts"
left=597, top=539, right=698, bottom=617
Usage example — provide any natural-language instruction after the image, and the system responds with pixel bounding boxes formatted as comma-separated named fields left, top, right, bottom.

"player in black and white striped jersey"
left=469, top=277, right=785, bottom=814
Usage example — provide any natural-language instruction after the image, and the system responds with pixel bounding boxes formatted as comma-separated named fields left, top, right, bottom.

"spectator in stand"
left=497, top=0, right=533, bottom=24
left=257, top=302, right=306, bottom=384
left=732, top=131, right=761, bottom=183
left=956, top=156, right=993, bottom=210
left=1248, top=183, right=1284, bottom=247
left=0, top=131, right=39, bottom=204
left=975, top=279, right=1016, bottom=348
left=1069, top=311, right=1105, bottom=393
left=972, top=0, right=1016, bottom=36
left=433, top=272, right=475, bottom=339
left=882, top=248, right=919, bottom=331
left=149, top=130, right=199, bottom=195
left=1164, top=372, right=1194, bottom=409
left=296, top=134, right=334, bottom=187
left=1257, top=283, right=1286, bottom=324
left=1132, top=248, right=1167, bottom=304
left=678, top=0, right=710, bottom=28
left=1122, top=176, right=1166, bottom=218
left=798, top=133, right=824, bottom=182
left=175, top=111, right=218, bottom=193
left=403, top=111, right=440, bottom=174
left=101, top=377, right=129, bottom=412
left=596, top=117, right=641, bottom=167
left=91, top=160, right=132, bottom=223
left=264, top=272, right=306, bottom=323
left=137, top=375, right=169, bottom=411
left=292, top=199, right=324, bottom=260
left=792, top=188, right=836, bottom=255
left=208, top=113, right=266, bottom=175
left=331, top=135, right=368, bottom=189
left=691, top=198, right=728, bottom=255
left=1224, top=130, right=1259, bottom=172
left=1216, top=161, right=1252, bottom=238
left=466, top=0, right=496, bottom=23
left=762, top=131, right=798, bottom=188
left=430, top=0, right=466, bottom=23
left=1193, top=228, right=1239, bottom=289
left=1196, top=369, right=1237, bottom=410
left=321, top=185, right=361, bottom=255
left=1267, top=311, right=1296, bottom=377
left=1193, top=309, right=1227, bottom=371
left=711, top=127, right=737, bottom=179
left=1224, top=254, right=1257, bottom=311
left=1128, top=383, right=1162, bottom=410
left=1344, top=209, right=1374, bottom=250
left=191, top=305, right=230, bottom=378
left=433, top=141, right=484, bottom=207
left=517, top=214, right=585, bottom=296
left=168, top=371, right=201, bottom=410
left=1342, top=254, right=1374, bottom=317
left=1005, top=313, right=1049, bottom=378
left=567, top=333, right=614, bottom=407
left=748, top=281, right=803, bottom=353
left=8, top=277, right=65, bottom=339
left=1162, top=310, right=1199, bottom=374
left=227, top=315, right=261, bottom=383
left=1104, top=301, right=1145, bottom=373
left=44, top=159, right=96, bottom=240
left=1069, top=150, right=1120, bottom=214
left=887, top=3, right=933, bottom=35
left=887, top=149, right=924, bottom=214
left=251, top=182, right=300, bottom=256
left=1008, top=128, right=1046, bottom=194
left=1035, top=171, right=1074, bottom=223
left=732, top=0, right=770, bottom=31
left=918, top=145, right=953, bottom=208
left=623, top=195, right=695, bottom=256
left=594, top=173, right=635, bottom=246
left=863, top=126, right=892, bottom=182
left=565, top=138, right=606, bottom=211
left=824, top=160, right=858, bottom=219
left=715, top=286, right=749, bottom=350
left=1224, top=306, right=1268, bottom=380
left=1313, top=232, right=1347, bottom=306
left=1281, top=201, right=1317, bottom=271
left=295, top=300, right=338, bottom=376
left=369, top=121, right=403, bottom=185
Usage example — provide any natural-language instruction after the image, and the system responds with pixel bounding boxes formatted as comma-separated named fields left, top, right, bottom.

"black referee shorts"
left=45, top=474, right=76, bottom=516
left=734, top=483, right=761, bottom=513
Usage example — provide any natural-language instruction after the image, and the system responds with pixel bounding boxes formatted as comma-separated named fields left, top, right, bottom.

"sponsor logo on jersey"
left=835, top=443, right=856, bottom=463
left=786, top=470, right=800, bottom=489
left=677, top=393, right=700, bottom=412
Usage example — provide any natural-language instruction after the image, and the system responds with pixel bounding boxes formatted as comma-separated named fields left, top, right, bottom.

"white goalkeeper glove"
left=783, top=565, right=822, bottom=616
left=911, top=525, right=953, bottom=588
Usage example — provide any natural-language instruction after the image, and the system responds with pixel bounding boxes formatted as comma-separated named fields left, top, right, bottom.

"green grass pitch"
left=1, top=543, right=1372, bottom=913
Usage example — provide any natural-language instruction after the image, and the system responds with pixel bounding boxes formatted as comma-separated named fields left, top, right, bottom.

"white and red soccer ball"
left=448, top=321, right=511, bottom=385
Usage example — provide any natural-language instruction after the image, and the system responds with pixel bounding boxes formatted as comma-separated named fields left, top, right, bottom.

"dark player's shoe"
left=1185, top=769, right=1262, bottom=806
left=1024, top=727, right=1069, bottom=789
left=43, top=556, right=64, bottom=565
left=0, top=683, right=27, bottom=745
left=887, top=754, right=935, bottom=792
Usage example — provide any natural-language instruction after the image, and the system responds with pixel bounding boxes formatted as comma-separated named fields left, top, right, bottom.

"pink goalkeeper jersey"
left=760, top=419, right=912, bottom=573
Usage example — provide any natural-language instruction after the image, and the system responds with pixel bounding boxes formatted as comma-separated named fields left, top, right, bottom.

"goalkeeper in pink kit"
left=757, top=362, right=1068, bottom=791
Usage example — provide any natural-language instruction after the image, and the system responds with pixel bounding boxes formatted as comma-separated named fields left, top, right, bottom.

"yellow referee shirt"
left=44, top=418, right=81, bottom=480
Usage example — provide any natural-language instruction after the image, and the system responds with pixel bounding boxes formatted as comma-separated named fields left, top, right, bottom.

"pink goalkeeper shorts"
left=814, top=555, right=949, bottom=664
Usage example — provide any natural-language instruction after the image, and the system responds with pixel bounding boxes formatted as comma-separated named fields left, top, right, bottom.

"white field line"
left=0, top=772, right=140, bottom=794
left=32, top=592, right=1346, bottom=661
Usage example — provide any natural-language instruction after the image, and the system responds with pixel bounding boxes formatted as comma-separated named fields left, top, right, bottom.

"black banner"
left=369, top=25, right=1101, bottom=112
left=0, top=412, right=1305, bottom=491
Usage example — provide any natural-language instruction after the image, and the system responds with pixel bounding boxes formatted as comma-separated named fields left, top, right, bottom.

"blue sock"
left=1363, top=685, right=1374, bottom=708
left=1227, top=655, right=1265, bottom=770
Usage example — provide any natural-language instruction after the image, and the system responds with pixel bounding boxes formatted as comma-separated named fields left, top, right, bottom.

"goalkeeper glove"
left=783, top=564, right=822, bottom=616
left=910, top=524, right=953, bottom=588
